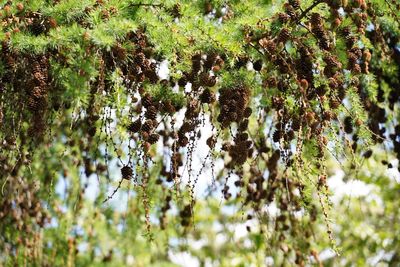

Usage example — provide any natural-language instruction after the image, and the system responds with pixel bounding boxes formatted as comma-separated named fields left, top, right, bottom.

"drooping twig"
left=103, top=178, right=124, bottom=203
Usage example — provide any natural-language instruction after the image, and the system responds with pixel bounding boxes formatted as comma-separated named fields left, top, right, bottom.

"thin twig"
left=103, top=178, right=124, bottom=203
left=295, top=0, right=323, bottom=23
left=129, top=3, right=163, bottom=8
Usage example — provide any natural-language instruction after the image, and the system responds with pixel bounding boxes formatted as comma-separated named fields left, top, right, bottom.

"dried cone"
left=218, top=84, right=250, bottom=127
left=128, top=119, right=141, bottom=133
left=243, top=107, right=252, bottom=118
left=289, top=0, right=300, bottom=9
left=285, top=3, right=297, bottom=19
left=178, top=76, right=187, bottom=87
left=145, top=105, right=158, bottom=120
left=135, top=52, right=146, bottom=65
left=206, top=136, right=216, bottom=148
left=142, top=119, right=153, bottom=132
left=330, top=98, right=340, bottom=109
left=253, top=60, right=263, bottom=71
left=121, top=166, right=133, bottom=180
left=148, top=133, right=160, bottom=144
left=278, top=13, right=290, bottom=23
left=277, top=28, right=291, bottom=43
left=200, top=88, right=215, bottom=104
left=179, top=136, right=189, bottom=147
left=344, top=116, right=353, bottom=134
left=141, top=93, right=153, bottom=108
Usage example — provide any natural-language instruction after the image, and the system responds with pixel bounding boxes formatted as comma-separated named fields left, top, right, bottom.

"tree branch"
left=295, top=0, right=323, bottom=23
left=129, top=2, right=163, bottom=8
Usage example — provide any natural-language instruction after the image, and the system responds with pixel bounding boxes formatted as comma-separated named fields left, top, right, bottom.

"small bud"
left=3, top=5, right=11, bottom=15
left=300, top=79, right=309, bottom=90
left=212, top=65, right=221, bottom=72
left=320, top=136, right=328, bottom=146
left=333, top=18, right=341, bottom=28
left=16, top=3, right=24, bottom=12
left=143, top=142, right=151, bottom=153
left=82, top=31, right=90, bottom=41
left=360, top=0, right=367, bottom=10
left=49, top=18, right=57, bottom=28
left=305, top=111, right=315, bottom=124
left=354, top=0, right=361, bottom=7
left=363, top=49, right=371, bottom=62
left=204, top=1, right=213, bottom=14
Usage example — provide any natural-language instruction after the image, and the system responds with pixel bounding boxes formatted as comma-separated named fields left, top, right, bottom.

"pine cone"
left=310, top=13, right=323, bottom=27
left=292, top=119, right=301, bottom=131
left=134, top=52, right=146, bottom=65
left=141, top=93, right=153, bottom=108
left=178, top=76, right=187, bottom=87
left=178, top=135, right=189, bottom=147
left=259, top=38, right=276, bottom=55
left=273, top=130, right=282, bottom=142
left=148, top=133, right=160, bottom=144
left=344, top=116, right=353, bottom=134
left=206, top=136, right=216, bottom=148
left=312, top=26, right=326, bottom=40
left=239, top=119, right=249, bottom=131
left=142, top=119, right=154, bottom=132
left=191, top=54, right=202, bottom=73
left=289, top=0, right=300, bottom=10
left=145, top=105, right=158, bottom=120
left=204, top=53, right=217, bottom=70
left=285, top=4, right=297, bottom=19
left=121, top=165, right=133, bottom=180
left=128, top=119, right=142, bottom=133
left=144, top=70, right=159, bottom=83
left=345, top=35, right=356, bottom=48
left=277, top=28, right=291, bottom=43
left=278, top=12, right=290, bottom=23
left=30, top=20, right=46, bottom=36
left=200, top=88, right=215, bottom=104
left=243, top=107, right=252, bottom=118
left=253, top=60, right=263, bottom=71
left=199, top=72, right=214, bottom=87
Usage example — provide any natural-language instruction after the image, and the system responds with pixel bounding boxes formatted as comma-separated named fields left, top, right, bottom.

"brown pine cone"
left=121, top=165, right=133, bottom=180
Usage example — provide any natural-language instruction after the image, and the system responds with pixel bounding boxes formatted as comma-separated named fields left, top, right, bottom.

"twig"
left=130, top=3, right=163, bottom=8
left=295, top=0, right=323, bottom=23
left=248, top=42, right=265, bottom=57
left=383, top=0, right=400, bottom=26
left=103, top=178, right=124, bottom=203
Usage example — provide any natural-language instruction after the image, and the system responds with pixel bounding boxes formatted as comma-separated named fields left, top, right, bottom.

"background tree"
left=0, top=0, right=399, bottom=266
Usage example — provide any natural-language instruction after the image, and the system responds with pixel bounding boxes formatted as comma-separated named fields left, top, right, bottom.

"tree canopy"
left=0, top=0, right=399, bottom=266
